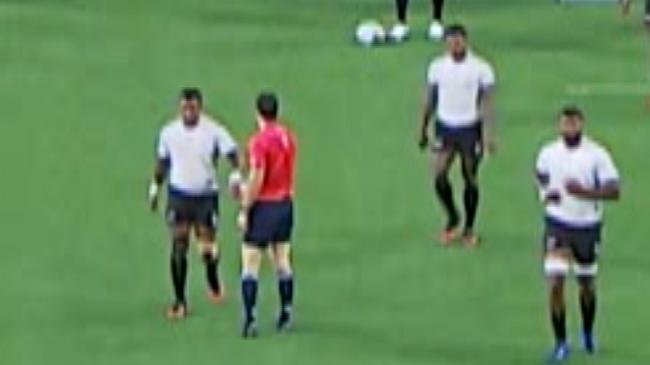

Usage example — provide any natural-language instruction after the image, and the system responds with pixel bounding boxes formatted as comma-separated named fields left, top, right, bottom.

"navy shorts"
left=166, top=192, right=219, bottom=230
left=244, top=199, right=294, bottom=247
left=433, top=121, right=483, bottom=162
left=543, top=219, right=601, bottom=265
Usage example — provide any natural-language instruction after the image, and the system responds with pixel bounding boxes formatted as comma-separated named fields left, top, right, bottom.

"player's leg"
left=572, top=228, right=601, bottom=354
left=195, top=195, right=224, bottom=302
left=271, top=243, right=294, bottom=331
left=166, top=196, right=191, bottom=318
left=241, top=244, right=263, bottom=338
left=240, top=202, right=272, bottom=337
left=459, top=127, right=483, bottom=246
left=396, top=0, right=409, bottom=23
left=270, top=200, right=295, bottom=332
left=428, top=0, right=445, bottom=40
left=432, top=0, right=444, bottom=21
left=433, top=146, right=459, bottom=243
left=543, top=225, right=572, bottom=362
left=646, top=0, right=650, bottom=25
left=196, top=226, right=225, bottom=301
left=388, top=0, right=411, bottom=42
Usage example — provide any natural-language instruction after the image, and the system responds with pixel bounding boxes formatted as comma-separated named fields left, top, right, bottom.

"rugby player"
left=418, top=24, right=496, bottom=247
left=238, top=92, right=297, bottom=338
left=149, top=88, right=242, bottom=319
left=535, top=106, right=621, bottom=363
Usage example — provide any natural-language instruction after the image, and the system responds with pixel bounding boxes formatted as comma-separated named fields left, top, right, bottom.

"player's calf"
left=272, top=243, right=294, bottom=332
left=577, top=272, right=598, bottom=354
left=241, top=245, right=262, bottom=338
left=168, top=236, right=189, bottom=318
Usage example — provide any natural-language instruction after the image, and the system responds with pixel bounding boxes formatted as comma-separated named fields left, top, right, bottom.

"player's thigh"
left=241, top=244, right=263, bottom=276
left=543, top=224, right=572, bottom=278
left=433, top=147, right=457, bottom=177
left=193, top=195, right=219, bottom=242
left=458, top=127, right=483, bottom=181
left=166, top=196, right=192, bottom=239
left=244, top=202, right=277, bottom=248
left=569, top=227, right=601, bottom=278
left=271, top=243, right=292, bottom=272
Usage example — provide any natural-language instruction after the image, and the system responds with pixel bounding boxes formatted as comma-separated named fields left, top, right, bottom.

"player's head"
left=256, top=92, right=279, bottom=123
left=179, top=87, right=202, bottom=126
left=444, top=24, right=468, bottom=60
left=559, top=105, right=585, bottom=147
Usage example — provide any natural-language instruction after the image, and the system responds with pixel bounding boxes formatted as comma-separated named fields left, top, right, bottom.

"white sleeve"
left=479, top=61, right=496, bottom=88
left=157, top=129, right=169, bottom=160
left=595, top=148, right=620, bottom=184
left=426, top=61, right=440, bottom=85
left=536, top=149, right=549, bottom=176
left=214, top=126, right=238, bottom=157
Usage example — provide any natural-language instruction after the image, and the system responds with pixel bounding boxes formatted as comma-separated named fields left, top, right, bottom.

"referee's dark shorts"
left=244, top=199, right=294, bottom=248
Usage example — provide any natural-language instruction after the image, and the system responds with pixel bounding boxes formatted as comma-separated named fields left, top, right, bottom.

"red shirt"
left=248, top=121, right=297, bottom=201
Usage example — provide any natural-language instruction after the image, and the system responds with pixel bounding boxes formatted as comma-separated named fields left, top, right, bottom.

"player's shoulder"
left=468, top=52, right=495, bottom=73
left=428, top=54, right=450, bottom=68
left=538, top=138, right=563, bottom=157
left=582, top=136, right=612, bottom=158
left=159, top=118, right=182, bottom=137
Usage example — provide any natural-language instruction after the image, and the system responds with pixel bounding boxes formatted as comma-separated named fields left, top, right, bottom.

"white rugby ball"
left=355, top=20, right=386, bottom=47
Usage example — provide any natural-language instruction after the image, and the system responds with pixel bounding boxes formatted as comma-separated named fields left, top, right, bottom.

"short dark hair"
left=444, top=24, right=468, bottom=39
left=256, top=92, right=279, bottom=120
left=180, top=87, right=203, bottom=104
left=560, top=105, right=585, bottom=120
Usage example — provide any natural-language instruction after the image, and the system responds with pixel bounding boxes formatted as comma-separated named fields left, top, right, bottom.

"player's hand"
left=483, top=137, right=497, bottom=156
left=565, top=180, right=587, bottom=197
left=148, top=182, right=160, bottom=212
left=237, top=210, right=248, bottom=231
left=485, top=140, right=497, bottom=155
left=418, top=133, right=429, bottom=151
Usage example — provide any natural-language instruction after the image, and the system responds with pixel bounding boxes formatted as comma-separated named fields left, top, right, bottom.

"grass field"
left=1, top=0, right=649, bottom=364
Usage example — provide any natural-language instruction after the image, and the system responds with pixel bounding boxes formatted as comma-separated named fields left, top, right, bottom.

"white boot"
left=428, top=20, right=444, bottom=41
left=388, top=23, right=410, bottom=43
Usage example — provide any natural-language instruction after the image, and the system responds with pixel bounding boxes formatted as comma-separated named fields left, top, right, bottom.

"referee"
left=418, top=24, right=496, bottom=247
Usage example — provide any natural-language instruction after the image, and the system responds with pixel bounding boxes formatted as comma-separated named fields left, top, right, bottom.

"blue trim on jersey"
left=168, top=185, right=218, bottom=199
left=435, top=120, right=480, bottom=134
left=545, top=215, right=601, bottom=231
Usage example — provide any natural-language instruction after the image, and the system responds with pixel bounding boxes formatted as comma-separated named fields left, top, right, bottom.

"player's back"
left=250, top=122, right=296, bottom=201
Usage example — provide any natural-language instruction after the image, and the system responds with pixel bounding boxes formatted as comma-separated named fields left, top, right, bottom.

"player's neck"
left=258, top=118, right=278, bottom=130
left=450, top=50, right=468, bottom=63
left=182, top=115, right=200, bottom=128
left=563, top=135, right=583, bottom=149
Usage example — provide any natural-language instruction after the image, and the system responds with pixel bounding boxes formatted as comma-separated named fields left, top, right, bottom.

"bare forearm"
left=480, top=90, right=496, bottom=139
left=574, top=187, right=620, bottom=201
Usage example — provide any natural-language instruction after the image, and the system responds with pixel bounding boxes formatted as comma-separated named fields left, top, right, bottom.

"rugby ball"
left=355, top=20, right=386, bottom=47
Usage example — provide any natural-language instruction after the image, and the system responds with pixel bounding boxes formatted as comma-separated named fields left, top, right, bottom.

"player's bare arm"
left=419, top=85, right=437, bottom=150
left=535, top=171, right=561, bottom=205
left=565, top=180, right=620, bottom=201
left=479, top=86, right=496, bottom=154
left=149, top=158, right=168, bottom=211
left=238, top=167, right=265, bottom=230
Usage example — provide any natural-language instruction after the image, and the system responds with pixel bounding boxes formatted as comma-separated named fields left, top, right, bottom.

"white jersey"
left=427, top=52, right=495, bottom=127
left=157, top=115, right=237, bottom=196
left=536, top=137, right=620, bottom=227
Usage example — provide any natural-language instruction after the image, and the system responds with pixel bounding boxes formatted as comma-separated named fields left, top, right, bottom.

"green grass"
left=1, top=1, right=649, bottom=364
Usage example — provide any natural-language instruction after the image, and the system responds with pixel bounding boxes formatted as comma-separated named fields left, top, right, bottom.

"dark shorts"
left=244, top=199, right=294, bottom=247
left=434, top=121, right=483, bottom=162
left=166, top=192, right=219, bottom=230
left=543, top=219, right=601, bottom=265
